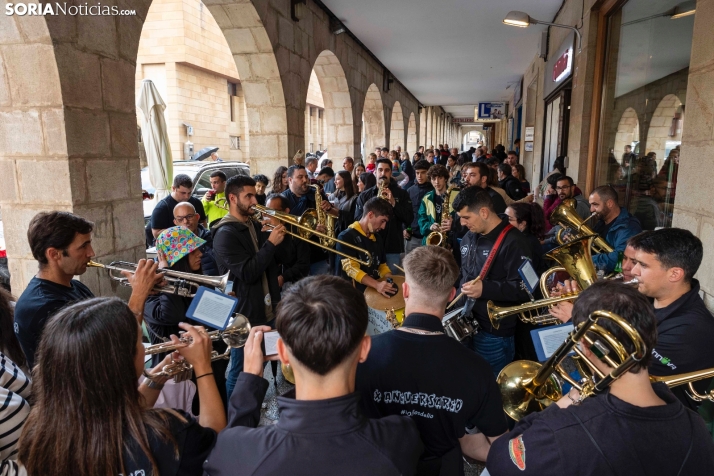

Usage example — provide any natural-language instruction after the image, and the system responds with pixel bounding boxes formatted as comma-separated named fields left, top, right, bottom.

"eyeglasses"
left=174, top=214, right=196, bottom=223
left=556, top=185, right=571, bottom=191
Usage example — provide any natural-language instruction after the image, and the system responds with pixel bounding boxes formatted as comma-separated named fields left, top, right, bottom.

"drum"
left=364, top=276, right=405, bottom=336
left=442, top=306, right=477, bottom=341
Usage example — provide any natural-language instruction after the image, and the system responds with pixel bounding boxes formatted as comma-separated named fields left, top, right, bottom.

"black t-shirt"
left=14, top=276, right=94, bottom=368
left=355, top=313, right=508, bottom=460
left=648, top=279, right=714, bottom=410
left=123, top=409, right=216, bottom=476
left=486, top=383, right=714, bottom=475
left=150, top=195, right=207, bottom=231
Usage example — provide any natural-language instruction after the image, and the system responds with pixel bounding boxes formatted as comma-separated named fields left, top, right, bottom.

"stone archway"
left=207, top=2, right=289, bottom=176
left=613, top=107, right=639, bottom=159
left=389, top=101, right=405, bottom=150
left=645, top=94, right=684, bottom=170
left=311, top=50, right=354, bottom=160
left=407, top=112, right=417, bottom=154
left=363, top=83, right=386, bottom=154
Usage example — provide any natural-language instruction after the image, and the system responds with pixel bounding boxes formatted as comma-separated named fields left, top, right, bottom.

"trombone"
left=498, top=310, right=646, bottom=420
left=252, top=205, right=373, bottom=267
left=87, top=260, right=231, bottom=297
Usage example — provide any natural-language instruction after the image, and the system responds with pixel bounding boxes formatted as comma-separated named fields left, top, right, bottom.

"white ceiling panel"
left=321, top=0, right=564, bottom=106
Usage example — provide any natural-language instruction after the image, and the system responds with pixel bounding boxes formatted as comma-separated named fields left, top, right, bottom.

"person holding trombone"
left=484, top=280, right=714, bottom=475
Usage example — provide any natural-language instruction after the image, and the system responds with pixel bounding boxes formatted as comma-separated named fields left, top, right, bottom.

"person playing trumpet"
left=484, top=281, right=714, bottom=475
left=336, top=197, right=396, bottom=298
left=14, top=211, right=164, bottom=368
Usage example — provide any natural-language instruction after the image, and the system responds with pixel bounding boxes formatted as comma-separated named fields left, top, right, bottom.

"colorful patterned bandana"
left=155, top=226, right=206, bottom=266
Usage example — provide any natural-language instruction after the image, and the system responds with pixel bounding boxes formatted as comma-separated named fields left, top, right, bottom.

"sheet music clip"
left=520, top=281, right=536, bottom=302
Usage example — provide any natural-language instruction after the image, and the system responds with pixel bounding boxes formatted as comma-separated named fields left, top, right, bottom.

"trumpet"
left=651, top=368, right=714, bottom=402
left=144, top=313, right=251, bottom=355
left=498, top=310, right=646, bottom=420
left=87, top=260, right=230, bottom=297
left=252, top=205, right=373, bottom=266
left=377, top=177, right=390, bottom=200
left=145, top=314, right=251, bottom=382
left=486, top=235, right=636, bottom=329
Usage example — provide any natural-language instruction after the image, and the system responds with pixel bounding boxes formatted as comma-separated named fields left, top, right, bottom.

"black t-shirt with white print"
left=355, top=313, right=508, bottom=460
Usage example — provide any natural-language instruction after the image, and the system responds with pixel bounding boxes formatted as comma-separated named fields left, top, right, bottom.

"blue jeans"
left=225, top=346, right=245, bottom=398
left=310, top=259, right=330, bottom=276
left=470, top=331, right=515, bottom=377
left=386, top=253, right=403, bottom=275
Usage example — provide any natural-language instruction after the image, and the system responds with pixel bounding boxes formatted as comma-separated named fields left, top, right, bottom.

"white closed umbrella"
left=137, top=79, right=173, bottom=201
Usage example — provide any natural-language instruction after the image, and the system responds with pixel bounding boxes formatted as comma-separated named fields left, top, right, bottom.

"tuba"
left=498, top=310, right=646, bottom=420
left=426, top=186, right=457, bottom=248
left=550, top=199, right=613, bottom=253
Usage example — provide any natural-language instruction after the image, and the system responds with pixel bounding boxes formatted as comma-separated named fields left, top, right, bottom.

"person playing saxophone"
left=418, top=164, right=454, bottom=247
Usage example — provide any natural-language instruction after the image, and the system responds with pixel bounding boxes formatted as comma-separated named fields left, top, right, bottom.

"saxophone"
left=426, top=186, right=456, bottom=248
left=312, top=184, right=336, bottom=248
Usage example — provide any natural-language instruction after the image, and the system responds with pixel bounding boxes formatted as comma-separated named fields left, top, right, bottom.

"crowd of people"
left=1, top=141, right=713, bottom=476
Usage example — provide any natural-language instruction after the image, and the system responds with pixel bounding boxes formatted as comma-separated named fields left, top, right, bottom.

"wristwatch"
left=146, top=378, right=165, bottom=390
left=143, top=370, right=168, bottom=390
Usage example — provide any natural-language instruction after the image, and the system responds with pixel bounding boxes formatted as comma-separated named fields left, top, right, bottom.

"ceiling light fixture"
left=671, top=0, right=696, bottom=19
left=503, top=10, right=582, bottom=52
left=330, top=18, right=346, bottom=35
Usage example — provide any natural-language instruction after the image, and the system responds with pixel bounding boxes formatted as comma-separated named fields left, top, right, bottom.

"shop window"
left=596, top=0, right=693, bottom=229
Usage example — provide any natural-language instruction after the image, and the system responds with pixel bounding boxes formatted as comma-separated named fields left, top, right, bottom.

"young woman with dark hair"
left=351, top=163, right=365, bottom=194
left=271, top=166, right=288, bottom=194
left=505, top=201, right=548, bottom=362
left=0, top=289, right=31, bottom=476
left=330, top=171, right=358, bottom=232
left=357, top=172, right=376, bottom=193
left=18, top=297, right=224, bottom=476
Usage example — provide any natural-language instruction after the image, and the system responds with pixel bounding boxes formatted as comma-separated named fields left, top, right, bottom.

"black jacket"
left=408, top=181, right=434, bottom=238
left=273, top=234, right=310, bottom=284
left=354, top=177, right=413, bottom=253
left=649, top=279, right=714, bottom=409
left=203, top=373, right=423, bottom=476
left=457, top=222, right=533, bottom=336
left=195, top=225, right=219, bottom=277
left=211, top=215, right=280, bottom=325
left=498, top=175, right=527, bottom=201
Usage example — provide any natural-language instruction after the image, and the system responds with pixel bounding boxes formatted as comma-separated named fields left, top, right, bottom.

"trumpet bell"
left=222, top=314, right=252, bottom=348
left=498, top=360, right=562, bottom=421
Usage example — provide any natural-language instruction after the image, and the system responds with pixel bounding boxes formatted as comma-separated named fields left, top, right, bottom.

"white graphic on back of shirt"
left=373, top=388, right=463, bottom=413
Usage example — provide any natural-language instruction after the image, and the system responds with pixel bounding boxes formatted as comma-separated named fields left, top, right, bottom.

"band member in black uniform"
left=452, top=187, right=533, bottom=376
left=280, top=165, right=339, bottom=275
left=212, top=175, right=285, bottom=397
left=354, top=158, right=413, bottom=274
left=628, top=228, right=714, bottom=409
left=485, top=281, right=714, bottom=475
left=264, top=194, right=310, bottom=290
left=336, top=197, right=396, bottom=297
left=405, top=159, right=434, bottom=254
left=204, top=276, right=423, bottom=475
left=356, top=246, right=508, bottom=475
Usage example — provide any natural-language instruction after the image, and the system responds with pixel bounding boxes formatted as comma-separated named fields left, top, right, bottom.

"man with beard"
left=280, top=165, right=338, bottom=275
left=212, top=175, right=286, bottom=396
left=542, top=175, right=591, bottom=250
left=589, top=185, right=642, bottom=273
left=354, top=159, right=413, bottom=273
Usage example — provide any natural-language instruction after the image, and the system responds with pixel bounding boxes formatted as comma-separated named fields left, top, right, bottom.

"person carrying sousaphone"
left=484, top=280, right=714, bottom=475
left=336, top=197, right=396, bottom=298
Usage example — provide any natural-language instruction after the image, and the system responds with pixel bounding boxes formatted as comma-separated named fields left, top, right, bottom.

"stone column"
left=0, top=14, right=145, bottom=295
left=672, top=0, right=714, bottom=308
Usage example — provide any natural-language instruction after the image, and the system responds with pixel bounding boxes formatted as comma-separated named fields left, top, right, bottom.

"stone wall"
left=672, top=0, right=714, bottom=309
